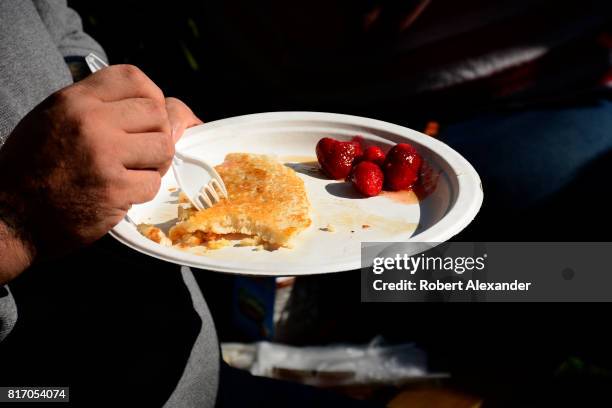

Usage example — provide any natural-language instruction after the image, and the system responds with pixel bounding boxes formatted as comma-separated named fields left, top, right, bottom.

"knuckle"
left=143, top=98, right=167, bottom=118
left=48, top=86, right=88, bottom=118
left=66, top=79, right=99, bottom=103
left=149, top=131, right=173, bottom=158
left=165, top=96, right=182, bottom=108
left=151, top=87, right=165, bottom=104
left=158, top=133, right=175, bottom=160
left=49, top=87, right=73, bottom=106
left=117, top=64, right=145, bottom=82
left=52, top=92, right=101, bottom=136
left=117, top=64, right=164, bottom=101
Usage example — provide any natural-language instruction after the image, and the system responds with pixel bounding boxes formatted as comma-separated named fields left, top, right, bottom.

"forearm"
left=0, top=218, right=33, bottom=285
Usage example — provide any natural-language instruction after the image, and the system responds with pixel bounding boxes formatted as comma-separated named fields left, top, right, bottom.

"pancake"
left=167, top=153, right=311, bottom=250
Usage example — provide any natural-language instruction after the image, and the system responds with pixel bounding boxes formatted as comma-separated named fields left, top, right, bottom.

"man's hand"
left=0, top=65, right=200, bottom=283
left=166, top=97, right=203, bottom=143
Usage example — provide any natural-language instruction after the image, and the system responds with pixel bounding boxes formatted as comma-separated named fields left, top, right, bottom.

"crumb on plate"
left=137, top=224, right=172, bottom=247
left=178, top=192, right=190, bottom=204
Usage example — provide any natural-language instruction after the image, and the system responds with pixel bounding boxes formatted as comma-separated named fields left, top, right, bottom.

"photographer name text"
left=373, top=279, right=532, bottom=292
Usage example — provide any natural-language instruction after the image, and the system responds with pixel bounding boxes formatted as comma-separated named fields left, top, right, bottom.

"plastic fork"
left=85, top=53, right=228, bottom=211
left=171, top=151, right=228, bottom=210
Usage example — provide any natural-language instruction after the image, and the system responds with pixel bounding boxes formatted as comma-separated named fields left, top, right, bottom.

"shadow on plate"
left=164, top=190, right=181, bottom=204
left=324, top=182, right=365, bottom=199
left=284, top=162, right=329, bottom=180
left=154, top=218, right=179, bottom=234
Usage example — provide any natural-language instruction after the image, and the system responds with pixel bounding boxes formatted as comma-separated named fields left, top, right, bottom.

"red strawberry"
left=350, top=161, right=384, bottom=197
left=361, top=146, right=386, bottom=167
left=351, top=141, right=363, bottom=157
left=383, top=143, right=422, bottom=191
left=351, top=136, right=365, bottom=153
left=316, top=137, right=363, bottom=179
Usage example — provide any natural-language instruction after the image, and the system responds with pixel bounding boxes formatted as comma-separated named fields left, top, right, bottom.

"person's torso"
left=0, top=1, right=73, bottom=146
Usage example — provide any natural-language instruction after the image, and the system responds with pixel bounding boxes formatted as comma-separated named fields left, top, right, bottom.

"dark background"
left=66, top=1, right=612, bottom=405
left=70, top=1, right=612, bottom=126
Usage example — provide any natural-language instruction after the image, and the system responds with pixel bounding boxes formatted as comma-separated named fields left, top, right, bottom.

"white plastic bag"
left=246, top=337, right=427, bottom=386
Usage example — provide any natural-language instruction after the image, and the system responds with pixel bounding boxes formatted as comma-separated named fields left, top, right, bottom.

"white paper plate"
left=110, top=112, right=483, bottom=275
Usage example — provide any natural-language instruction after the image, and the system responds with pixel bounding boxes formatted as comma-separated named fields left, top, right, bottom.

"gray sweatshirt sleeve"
left=32, top=0, right=108, bottom=61
left=0, top=286, right=17, bottom=343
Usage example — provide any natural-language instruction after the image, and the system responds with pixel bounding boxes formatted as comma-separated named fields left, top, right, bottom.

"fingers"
left=80, top=65, right=165, bottom=104
left=73, top=69, right=201, bottom=208
left=122, top=170, right=162, bottom=204
left=165, top=97, right=203, bottom=142
left=117, top=132, right=174, bottom=171
left=106, top=98, right=171, bottom=134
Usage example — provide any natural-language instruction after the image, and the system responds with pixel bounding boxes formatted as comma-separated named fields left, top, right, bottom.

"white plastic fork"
left=171, top=151, right=228, bottom=210
left=85, top=53, right=228, bottom=211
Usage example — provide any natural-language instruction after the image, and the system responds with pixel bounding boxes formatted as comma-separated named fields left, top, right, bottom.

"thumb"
left=165, top=97, right=204, bottom=143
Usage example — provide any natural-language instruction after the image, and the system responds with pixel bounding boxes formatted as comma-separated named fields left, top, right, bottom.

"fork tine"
left=197, top=194, right=212, bottom=209
left=192, top=183, right=221, bottom=211
left=201, top=185, right=218, bottom=204
left=197, top=189, right=213, bottom=209
left=210, top=179, right=227, bottom=199
left=204, top=183, right=220, bottom=202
